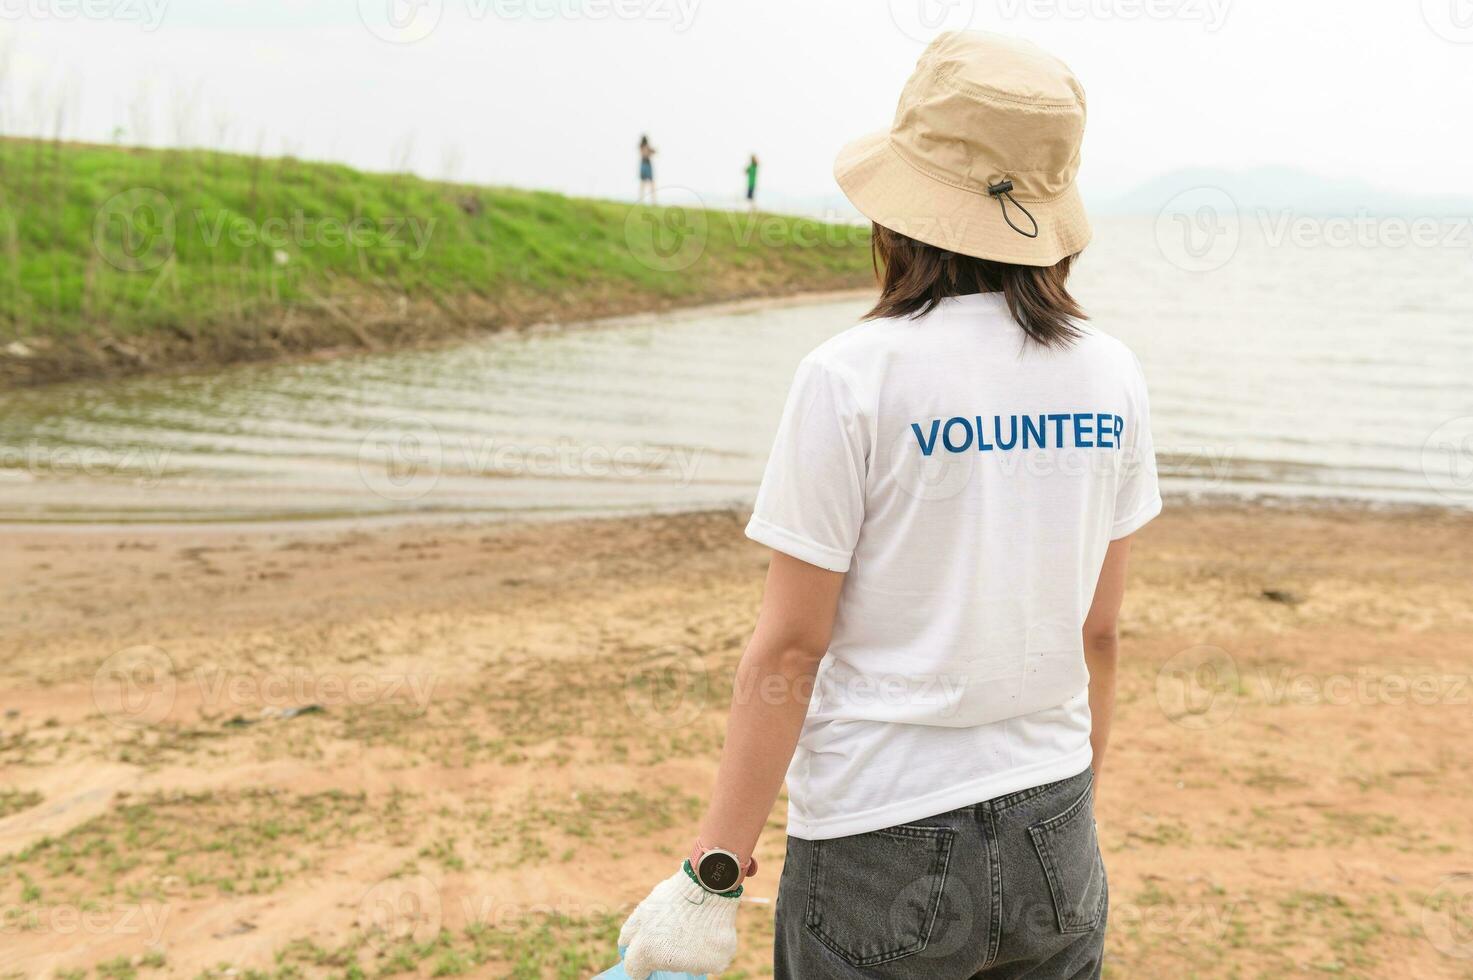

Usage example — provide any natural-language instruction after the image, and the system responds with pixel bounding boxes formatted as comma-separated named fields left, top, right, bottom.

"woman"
left=618, top=32, right=1160, bottom=979
left=639, top=134, right=657, bottom=204
left=745, top=153, right=759, bottom=210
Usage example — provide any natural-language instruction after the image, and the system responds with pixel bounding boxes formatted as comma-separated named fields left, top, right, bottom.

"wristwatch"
left=688, top=841, right=758, bottom=893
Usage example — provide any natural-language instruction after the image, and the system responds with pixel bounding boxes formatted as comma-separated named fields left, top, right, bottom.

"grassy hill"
left=0, top=139, right=872, bottom=385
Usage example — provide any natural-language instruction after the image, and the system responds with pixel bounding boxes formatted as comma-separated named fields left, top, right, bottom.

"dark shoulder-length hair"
left=864, top=222, right=1086, bottom=348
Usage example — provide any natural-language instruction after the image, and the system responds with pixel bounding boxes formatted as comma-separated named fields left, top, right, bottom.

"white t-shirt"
left=746, top=292, right=1161, bottom=840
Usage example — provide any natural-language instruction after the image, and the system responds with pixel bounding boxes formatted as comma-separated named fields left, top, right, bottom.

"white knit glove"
left=618, top=865, right=740, bottom=979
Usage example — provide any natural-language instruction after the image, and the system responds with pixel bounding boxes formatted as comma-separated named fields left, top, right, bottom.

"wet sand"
left=1, top=502, right=1471, bottom=978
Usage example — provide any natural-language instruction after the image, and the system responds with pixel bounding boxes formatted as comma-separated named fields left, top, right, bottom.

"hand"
left=618, top=865, right=740, bottom=979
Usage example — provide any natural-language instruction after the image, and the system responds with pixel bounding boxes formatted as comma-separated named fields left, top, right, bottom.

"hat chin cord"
left=987, top=180, right=1040, bottom=239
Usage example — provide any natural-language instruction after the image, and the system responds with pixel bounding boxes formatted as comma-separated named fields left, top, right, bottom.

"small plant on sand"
left=0, top=788, right=41, bottom=818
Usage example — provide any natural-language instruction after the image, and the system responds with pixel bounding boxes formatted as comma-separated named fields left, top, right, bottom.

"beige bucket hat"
left=835, top=31, right=1090, bottom=267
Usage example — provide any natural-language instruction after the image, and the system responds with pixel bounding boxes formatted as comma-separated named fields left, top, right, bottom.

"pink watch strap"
left=690, top=840, right=758, bottom=881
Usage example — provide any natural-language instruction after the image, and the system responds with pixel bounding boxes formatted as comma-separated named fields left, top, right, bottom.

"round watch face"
left=697, top=851, right=741, bottom=891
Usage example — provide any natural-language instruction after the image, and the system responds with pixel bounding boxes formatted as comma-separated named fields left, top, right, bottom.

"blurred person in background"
left=639, top=134, right=658, bottom=203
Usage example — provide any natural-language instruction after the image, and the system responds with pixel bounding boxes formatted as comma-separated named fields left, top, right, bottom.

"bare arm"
left=1083, top=535, right=1134, bottom=780
left=695, top=551, right=844, bottom=877
left=693, top=536, right=1130, bottom=872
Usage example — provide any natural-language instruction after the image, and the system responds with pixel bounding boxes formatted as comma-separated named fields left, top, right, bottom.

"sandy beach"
left=2, top=501, right=1471, bottom=978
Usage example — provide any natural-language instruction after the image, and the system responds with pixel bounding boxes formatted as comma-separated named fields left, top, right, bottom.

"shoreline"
left=0, top=486, right=1465, bottom=535
left=1, top=282, right=875, bottom=391
left=1, top=500, right=1470, bottom=977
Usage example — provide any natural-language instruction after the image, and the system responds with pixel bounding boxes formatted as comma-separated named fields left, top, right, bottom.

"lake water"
left=2, top=218, right=1470, bottom=524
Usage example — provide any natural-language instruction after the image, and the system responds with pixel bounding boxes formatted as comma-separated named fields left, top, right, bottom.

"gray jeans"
left=774, top=769, right=1106, bottom=979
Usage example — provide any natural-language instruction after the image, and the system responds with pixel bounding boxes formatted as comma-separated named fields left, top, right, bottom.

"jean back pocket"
left=1028, top=784, right=1106, bottom=935
left=804, top=823, right=957, bottom=967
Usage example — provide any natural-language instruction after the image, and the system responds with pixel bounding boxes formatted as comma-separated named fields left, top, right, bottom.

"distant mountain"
left=1101, top=166, right=1473, bottom=217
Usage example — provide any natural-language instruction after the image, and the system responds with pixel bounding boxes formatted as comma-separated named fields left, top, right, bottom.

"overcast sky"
left=4, top=0, right=1471, bottom=211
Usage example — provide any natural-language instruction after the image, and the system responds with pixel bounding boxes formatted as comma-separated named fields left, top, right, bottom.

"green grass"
left=0, top=138, right=872, bottom=384
left=0, top=788, right=42, bottom=818
left=197, top=915, right=623, bottom=980
left=1, top=788, right=412, bottom=908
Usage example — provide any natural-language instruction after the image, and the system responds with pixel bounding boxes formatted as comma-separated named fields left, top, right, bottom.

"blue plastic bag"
left=593, top=945, right=705, bottom=980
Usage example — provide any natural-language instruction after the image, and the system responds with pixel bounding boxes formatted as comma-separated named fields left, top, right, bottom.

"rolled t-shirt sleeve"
left=745, top=354, right=869, bottom=572
left=1112, top=353, right=1163, bottom=539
